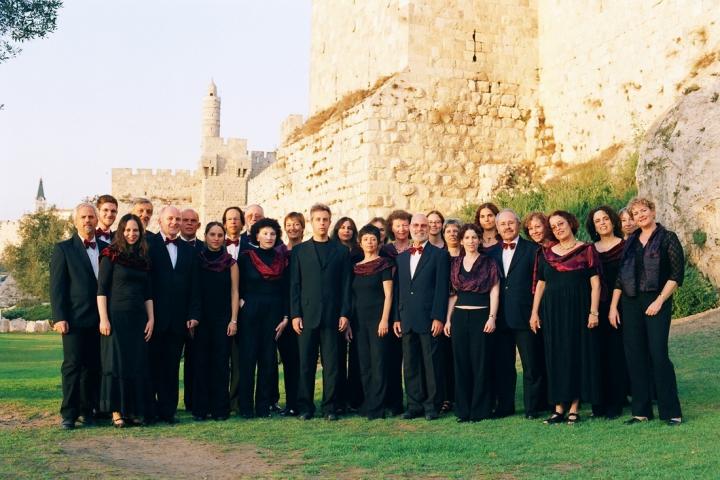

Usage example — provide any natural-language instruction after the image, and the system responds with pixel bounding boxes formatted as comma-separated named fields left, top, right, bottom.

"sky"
left=0, top=0, right=311, bottom=220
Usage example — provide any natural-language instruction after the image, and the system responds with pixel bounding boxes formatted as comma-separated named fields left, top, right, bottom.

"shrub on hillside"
left=1, top=304, right=52, bottom=321
left=672, top=263, right=719, bottom=318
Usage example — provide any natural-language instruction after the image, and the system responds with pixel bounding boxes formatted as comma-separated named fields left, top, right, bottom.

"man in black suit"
left=393, top=213, right=449, bottom=420
left=495, top=209, right=547, bottom=419
left=290, top=203, right=352, bottom=420
left=131, top=197, right=155, bottom=235
left=50, top=203, right=108, bottom=429
left=95, top=194, right=118, bottom=243
left=179, top=208, right=203, bottom=412
left=147, top=205, right=199, bottom=423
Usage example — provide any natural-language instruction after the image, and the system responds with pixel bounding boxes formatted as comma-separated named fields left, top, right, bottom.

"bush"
left=1, top=304, right=52, bottom=321
left=458, top=152, right=638, bottom=241
left=673, top=263, right=719, bottom=318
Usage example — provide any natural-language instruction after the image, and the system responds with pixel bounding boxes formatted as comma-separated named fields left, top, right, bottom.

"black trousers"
left=402, top=330, right=442, bottom=415
left=451, top=309, right=493, bottom=420
left=60, top=326, right=100, bottom=421
left=276, top=325, right=300, bottom=411
left=384, top=332, right=404, bottom=413
left=355, top=318, right=387, bottom=417
left=297, top=325, right=340, bottom=416
left=489, top=327, right=517, bottom=416
left=149, top=331, right=185, bottom=419
left=622, top=293, right=682, bottom=420
left=439, top=334, right=455, bottom=405
left=229, top=333, right=242, bottom=413
left=183, top=335, right=193, bottom=410
left=191, top=321, right=230, bottom=418
left=238, top=296, right=283, bottom=416
left=514, top=328, right=548, bottom=416
left=337, top=327, right=364, bottom=411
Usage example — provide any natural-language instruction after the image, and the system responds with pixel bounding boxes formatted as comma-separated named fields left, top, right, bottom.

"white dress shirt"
left=226, top=237, right=240, bottom=260
left=84, top=236, right=100, bottom=279
left=160, top=232, right=178, bottom=268
left=502, top=236, right=519, bottom=275
left=409, top=241, right=428, bottom=279
left=97, top=229, right=112, bottom=244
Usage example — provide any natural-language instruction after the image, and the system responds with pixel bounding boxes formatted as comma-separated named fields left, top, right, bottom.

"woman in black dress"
left=352, top=224, right=393, bottom=419
left=444, top=224, right=500, bottom=422
left=97, top=214, right=154, bottom=427
left=609, top=197, right=684, bottom=426
left=237, top=218, right=290, bottom=417
left=586, top=206, right=629, bottom=419
left=191, top=222, right=239, bottom=421
left=439, top=218, right=463, bottom=411
left=530, top=210, right=601, bottom=425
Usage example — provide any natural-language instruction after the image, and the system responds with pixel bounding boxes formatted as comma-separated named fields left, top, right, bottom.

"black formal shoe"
left=160, top=416, right=179, bottom=424
left=279, top=408, right=298, bottom=417
left=525, top=413, right=539, bottom=420
left=61, top=419, right=75, bottom=430
left=425, top=412, right=439, bottom=421
left=623, top=417, right=649, bottom=425
left=456, top=417, right=470, bottom=423
left=543, top=411, right=565, bottom=425
left=298, top=412, right=313, bottom=420
left=667, top=418, right=682, bottom=426
left=325, top=413, right=339, bottom=421
left=269, top=403, right=283, bottom=413
left=491, top=410, right=515, bottom=419
left=192, top=415, right=207, bottom=421
left=389, top=407, right=405, bottom=417
left=256, top=411, right=272, bottom=418
left=212, top=415, right=229, bottom=421
left=367, top=412, right=385, bottom=420
left=239, top=411, right=255, bottom=419
left=402, top=410, right=423, bottom=420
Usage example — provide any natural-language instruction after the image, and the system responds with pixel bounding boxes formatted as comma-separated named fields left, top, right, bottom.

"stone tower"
left=201, top=80, right=221, bottom=142
left=35, top=178, right=46, bottom=211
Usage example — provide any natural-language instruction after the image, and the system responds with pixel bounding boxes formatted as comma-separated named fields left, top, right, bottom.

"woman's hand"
left=529, top=312, right=541, bottom=334
left=484, top=316, right=496, bottom=333
left=608, top=307, right=621, bottom=328
left=275, top=318, right=288, bottom=340
left=377, top=320, right=388, bottom=338
left=227, top=320, right=237, bottom=337
left=645, top=297, right=664, bottom=316
left=99, top=320, right=111, bottom=336
left=345, top=324, right=353, bottom=342
left=587, top=313, right=599, bottom=329
left=144, top=319, right=154, bottom=342
left=443, top=321, right=451, bottom=337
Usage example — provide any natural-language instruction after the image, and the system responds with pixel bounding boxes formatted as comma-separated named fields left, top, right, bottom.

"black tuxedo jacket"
left=148, top=234, right=199, bottom=335
left=289, top=239, right=352, bottom=329
left=181, top=238, right=205, bottom=251
left=50, top=235, right=108, bottom=328
left=394, top=243, right=449, bottom=333
left=498, top=237, right=538, bottom=330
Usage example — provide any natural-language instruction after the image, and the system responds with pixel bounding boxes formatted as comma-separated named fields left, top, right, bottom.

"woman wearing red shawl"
left=530, top=211, right=601, bottom=425
left=191, top=222, right=239, bottom=421
left=586, top=206, right=629, bottom=419
left=444, top=224, right=500, bottom=422
left=236, top=218, right=289, bottom=418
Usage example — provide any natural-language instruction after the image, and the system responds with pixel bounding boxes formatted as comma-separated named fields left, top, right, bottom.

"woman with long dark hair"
left=97, top=213, right=154, bottom=427
left=610, top=198, right=684, bottom=426
left=474, top=202, right=501, bottom=252
left=530, top=211, right=601, bottom=425
left=191, top=222, right=239, bottom=421
left=332, top=217, right=363, bottom=264
left=586, top=206, right=629, bottom=419
left=444, top=224, right=500, bottom=422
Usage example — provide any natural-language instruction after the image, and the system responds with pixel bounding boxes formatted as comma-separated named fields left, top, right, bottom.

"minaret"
left=35, top=178, right=46, bottom=211
left=201, top=80, right=221, bottom=144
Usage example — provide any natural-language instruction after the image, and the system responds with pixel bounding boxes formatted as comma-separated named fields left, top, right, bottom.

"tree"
left=1, top=207, right=72, bottom=301
left=0, top=0, right=63, bottom=64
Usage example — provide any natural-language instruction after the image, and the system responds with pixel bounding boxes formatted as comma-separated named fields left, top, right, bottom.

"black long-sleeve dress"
left=98, top=250, right=153, bottom=418
left=192, top=249, right=235, bottom=419
left=237, top=246, right=289, bottom=417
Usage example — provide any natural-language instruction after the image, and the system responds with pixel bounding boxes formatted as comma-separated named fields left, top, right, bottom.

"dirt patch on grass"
left=59, top=436, right=279, bottom=479
left=671, top=307, right=720, bottom=336
left=0, top=405, right=55, bottom=429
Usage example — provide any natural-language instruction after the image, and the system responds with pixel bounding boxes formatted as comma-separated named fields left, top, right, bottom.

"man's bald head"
left=158, top=206, right=181, bottom=238
left=180, top=208, right=201, bottom=239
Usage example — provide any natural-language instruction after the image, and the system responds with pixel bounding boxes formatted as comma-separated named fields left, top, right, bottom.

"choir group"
left=50, top=194, right=684, bottom=429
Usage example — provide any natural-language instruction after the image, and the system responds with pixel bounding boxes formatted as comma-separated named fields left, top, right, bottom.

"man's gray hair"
left=496, top=208, right=521, bottom=225
left=132, top=197, right=153, bottom=207
left=73, top=202, right=97, bottom=222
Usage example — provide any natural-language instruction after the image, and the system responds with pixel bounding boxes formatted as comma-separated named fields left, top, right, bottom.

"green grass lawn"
left=1, top=326, right=719, bottom=479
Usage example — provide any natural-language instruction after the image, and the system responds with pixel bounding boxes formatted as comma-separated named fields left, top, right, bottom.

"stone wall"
left=537, top=0, right=720, bottom=163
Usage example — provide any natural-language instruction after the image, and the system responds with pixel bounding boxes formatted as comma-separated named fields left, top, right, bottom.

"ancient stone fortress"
left=111, top=81, right=275, bottom=232
left=112, top=1, right=720, bottom=283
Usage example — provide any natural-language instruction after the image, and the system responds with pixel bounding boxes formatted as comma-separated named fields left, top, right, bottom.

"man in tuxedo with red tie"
left=494, top=209, right=548, bottom=419
left=95, top=195, right=118, bottom=243
left=147, top=206, right=199, bottom=423
left=50, top=203, right=109, bottom=429
left=393, top=213, right=450, bottom=420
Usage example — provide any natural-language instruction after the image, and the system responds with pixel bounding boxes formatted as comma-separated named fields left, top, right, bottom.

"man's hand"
left=186, top=319, right=199, bottom=330
left=53, top=320, right=69, bottom=335
left=393, top=321, right=402, bottom=338
left=338, top=316, right=349, bottom=332
left=292, top=317, right=303, bottom=335
left=431, top=319, right=443, bottom=337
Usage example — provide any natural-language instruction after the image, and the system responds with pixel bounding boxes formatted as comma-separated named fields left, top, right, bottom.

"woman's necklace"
left=557, top=239, right=577, bottom=251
